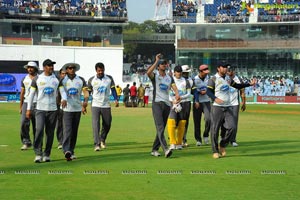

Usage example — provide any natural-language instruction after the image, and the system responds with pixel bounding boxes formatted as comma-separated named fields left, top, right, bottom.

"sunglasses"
left=200, top=68, right=209, bottom=72
left=67, top=67, right=76, bottom=70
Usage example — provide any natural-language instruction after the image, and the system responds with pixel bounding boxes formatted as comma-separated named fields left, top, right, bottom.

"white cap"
left=24, top=61, right=39, bottom=70
left=62, top=62, right=80, bottom=72
left=182, top=65, right=191, bottom=73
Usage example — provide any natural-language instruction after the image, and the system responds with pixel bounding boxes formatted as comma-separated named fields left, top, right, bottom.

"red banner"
left=257, top=96, right=300, bottom=103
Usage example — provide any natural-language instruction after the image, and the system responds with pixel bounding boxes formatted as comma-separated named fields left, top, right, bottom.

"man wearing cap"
left=59, top=62, right=89, bottom=161
left=88, top=62, right=118, bottom=151
left=19, top=61, right=39, bottom=150
left=206, top=61, right=256, bottom=159
left=181, top=64, right=193, bottom=147
left=26, top=59, right=66, bottom=163
left=167, top=65, right=192, bottom=150
left=192, top=64, right=211, bottom=147
left=147, top=53, right=180, bottom=158
left=220, top=66, right=246, bottom=147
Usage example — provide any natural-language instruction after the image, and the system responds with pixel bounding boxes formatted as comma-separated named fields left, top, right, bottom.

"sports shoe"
left=165, top=149, right=173, bottom=158
left=151, top=151, right=161, bottom=157
left=213, top=153, right=220, bottom=159
left=182, top=142, right=189, bottom=147
left=43, top=156, right=51, bottom=162
left=65, top=151, right=72, bottom=161
left=231, top=142, right=239, bottom=147
left=21, top=144, right=29, bottom=150
left=34, top=156, right=42, bottom=163
left=196, top=141, right=202, bottom=146
left=169, top=144, right=176, bottom=150
left=220, top=147, right=226, bottom=157
left=100, top=141, right=106, bottom=149
left=204, top=137, right=209, bottom=145
left=71, top=154, right=77, bottom=160
left=176, top=145, right=183, bottom=150
left=57, top=144, right=62, bottom=149
left=94, top=146, right=100, bottom=151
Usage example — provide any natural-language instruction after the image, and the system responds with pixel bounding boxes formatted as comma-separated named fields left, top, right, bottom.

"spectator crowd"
left=0, top=0, right=127, bottom=18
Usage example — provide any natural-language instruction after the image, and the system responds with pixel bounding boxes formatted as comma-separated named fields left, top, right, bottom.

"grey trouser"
left=221, top=105, right=239, bottom=142
left=62, top=111, right=81, bottom=154
left=151, top=102, right=170, bottom=152
left=210, top=106, right=236, bottom=153
left=92, top=107, right=112, bottom=146
left=20, top=102, right=36, bottom=145
left=193, top=101, right=211, bottom=142
left=56, top=108, right=64, bottom=145
left=182, top=101, right=191, bottom=143
left=34, top=110, right=57, bottom=156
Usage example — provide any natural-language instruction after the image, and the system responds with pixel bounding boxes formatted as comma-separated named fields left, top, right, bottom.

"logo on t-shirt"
left=220, top=85, right=229, bottom=91
left=159, top=83, right=168, bottom=91
left=68, top=88, right=78, bottom=96
left=43, top=87, right=54, bottom=95
left=198, top=86, right=207, bottom=92
left=97, top=86, right=107, bottom=94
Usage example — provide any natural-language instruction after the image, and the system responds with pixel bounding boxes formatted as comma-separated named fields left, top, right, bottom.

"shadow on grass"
left=225, top=139, right=300, bottom=157
left=2, top=139, right=298, bottom=172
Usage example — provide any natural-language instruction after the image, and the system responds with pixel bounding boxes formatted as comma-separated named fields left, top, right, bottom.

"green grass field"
left=0, top=103, right=299, bottom=199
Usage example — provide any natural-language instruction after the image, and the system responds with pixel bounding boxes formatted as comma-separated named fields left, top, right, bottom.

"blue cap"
left=174, top=65, right=182, bottom=72
left=217, top=61, right=230, bottom=68
left=158, top=59, right=167, bottom=65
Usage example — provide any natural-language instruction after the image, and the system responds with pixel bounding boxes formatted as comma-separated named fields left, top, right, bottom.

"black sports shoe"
left=65, top=151, right=72, bottom=161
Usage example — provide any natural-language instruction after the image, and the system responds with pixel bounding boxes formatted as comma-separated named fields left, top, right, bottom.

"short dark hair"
left=59, top=68, right=66, bottom=74
left=95, top=62, right=105, bottom=70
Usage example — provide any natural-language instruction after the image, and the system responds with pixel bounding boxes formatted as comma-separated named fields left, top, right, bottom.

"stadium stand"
left=0, top=0, right=127, bottom=20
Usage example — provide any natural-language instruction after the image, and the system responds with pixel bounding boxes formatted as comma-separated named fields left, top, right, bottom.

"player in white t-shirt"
left=19, top=61, right=38, bottom=150
left=59, top=62, right=89, bottom=161
left=88, top=62, right=118, bottom=151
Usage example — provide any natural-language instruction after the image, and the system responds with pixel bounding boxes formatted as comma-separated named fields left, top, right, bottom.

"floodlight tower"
left=154, top=0, right=172, bottom=24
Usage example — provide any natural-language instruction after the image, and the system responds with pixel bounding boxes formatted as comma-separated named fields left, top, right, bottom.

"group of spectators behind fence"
left=172, top=0, right=300, bottom=23
left=0, top=0, right=127, bottom=18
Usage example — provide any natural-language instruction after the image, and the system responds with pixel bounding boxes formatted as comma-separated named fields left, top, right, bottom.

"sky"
left=126, top=0, right=156, bottom=23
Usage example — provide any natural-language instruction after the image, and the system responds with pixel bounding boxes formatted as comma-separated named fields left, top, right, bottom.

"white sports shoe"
left=165, top=149, right=173, bottom=158
left=71, top=154, right=77, bottom=159
left=182, top=142, right=189, bottom=147
left=151, top=151, right=161, bottom=157
left=196, top=141, right=202, bottom=146
left=232, top=142, right=239, bottom=147
left=34, top=156, right=42, bottom=163
left=94, top=146, right=100, bottom=151
left=204, top=137, right=209, bottom=145
left=43, top=156, right=51, bottom=162
left=21, top=144, right=29, bottom=150
left=170, top=144, right=176, bottom=150
left=176, top=145, right=183, bottom=150
left=100, top=142, right=106, bottom=149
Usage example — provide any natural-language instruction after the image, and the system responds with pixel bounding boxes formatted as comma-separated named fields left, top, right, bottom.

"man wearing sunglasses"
left=147, top=53, right=180, bottom=158
left=192, top=64, right=212, bottom=147
left=59, top=63, right=89, bottom=161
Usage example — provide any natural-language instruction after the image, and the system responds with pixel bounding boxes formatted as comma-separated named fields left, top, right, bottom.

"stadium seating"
left=0, top=0, right=127, bottom=19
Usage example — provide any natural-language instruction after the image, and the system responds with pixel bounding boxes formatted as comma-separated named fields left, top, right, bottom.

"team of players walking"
left=19, top=54, right=255, bottom=162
